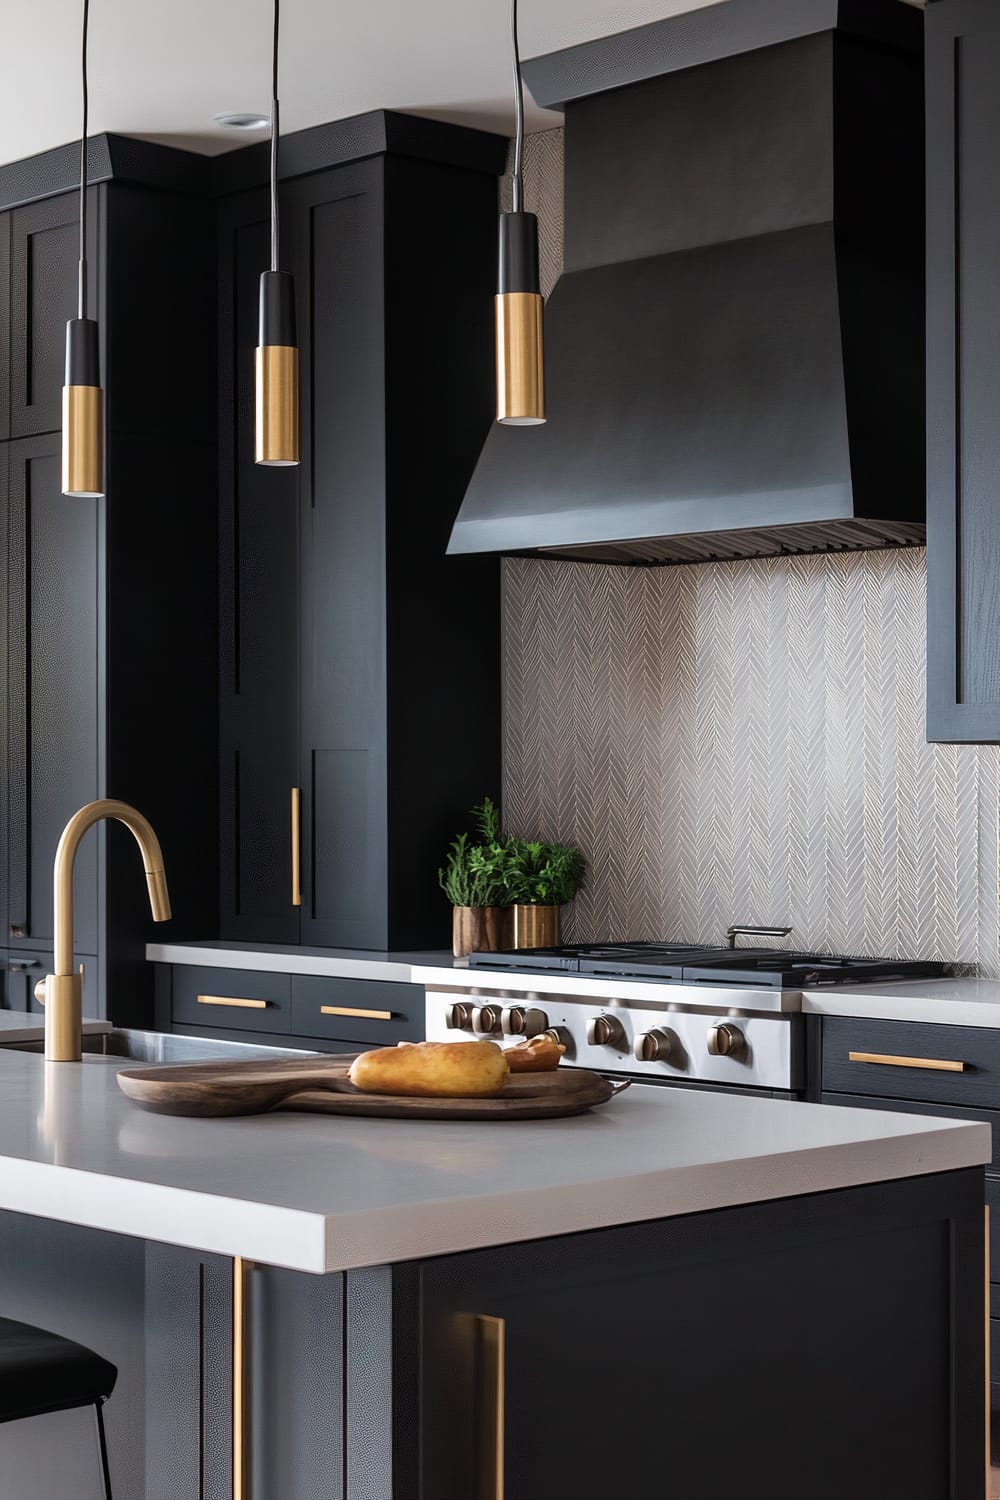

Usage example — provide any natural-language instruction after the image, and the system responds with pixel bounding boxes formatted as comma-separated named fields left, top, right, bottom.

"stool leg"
left=94, top=1401, right=113, bottom=1500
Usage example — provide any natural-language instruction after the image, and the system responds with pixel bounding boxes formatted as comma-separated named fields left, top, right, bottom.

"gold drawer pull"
left=477, top=1315, right=505, bottom=1500
left=197, top=995, right=269, bottom=1011
left=320, top=1004, right=394, bottom=1021
left=848, top=1051, right=966, bottom=1073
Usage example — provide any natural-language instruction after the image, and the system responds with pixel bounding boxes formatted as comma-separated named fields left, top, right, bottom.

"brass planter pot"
left=512, top=904, right=560, bottom=950
left=452, top=906, right=512, bottom=959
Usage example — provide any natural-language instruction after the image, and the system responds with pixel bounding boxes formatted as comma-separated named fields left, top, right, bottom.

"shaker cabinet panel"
left=217, top=193, right=299, bottom=944
left=6, top=435, right=99, bottom=953
left=292, top=167, right=388, bottom=951
left=926, top=0, right=1000, bottom=741
left=0, top=212, right=9, bottom=438
left=8, top=190, right=101, bottom=439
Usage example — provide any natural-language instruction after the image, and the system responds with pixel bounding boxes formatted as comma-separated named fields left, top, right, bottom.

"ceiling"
left=0, top=0, right=926, bottom=169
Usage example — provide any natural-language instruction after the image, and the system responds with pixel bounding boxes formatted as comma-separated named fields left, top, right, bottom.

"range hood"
left=450, top=0, right=925, bottom=565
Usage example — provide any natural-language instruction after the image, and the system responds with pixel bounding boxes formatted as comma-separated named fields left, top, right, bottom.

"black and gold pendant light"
left=255, top=0, right=300, bottom=466
left=496, top=0, right=545, bottom=425
left=62, top=0, right=104, bottom=498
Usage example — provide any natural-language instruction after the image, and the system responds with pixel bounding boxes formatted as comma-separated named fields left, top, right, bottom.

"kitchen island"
left=0, top=1045, right=988, bottom=1499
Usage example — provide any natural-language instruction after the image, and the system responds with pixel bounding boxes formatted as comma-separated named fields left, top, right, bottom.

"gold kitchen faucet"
left=36, top=800, right=171, bottom=1061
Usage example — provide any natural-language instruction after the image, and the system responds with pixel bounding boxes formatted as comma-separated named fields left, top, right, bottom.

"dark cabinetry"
left=218, top=117, right=505, bottom=952
left=369, top=1172, right=985, bottom=1500
left=157, top=961, right=422, bottom=1051
left=926, top=0, right=1000, bottom=741
left=816, top=1013, right=999, bottom=1401
left=0, top=141, right=219, bottom=1022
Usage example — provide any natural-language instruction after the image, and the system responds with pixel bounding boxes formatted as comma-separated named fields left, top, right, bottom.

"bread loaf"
left=348, top=1040, right=509, bottom=1098
left=504, top=1035, right=566, bottom=1072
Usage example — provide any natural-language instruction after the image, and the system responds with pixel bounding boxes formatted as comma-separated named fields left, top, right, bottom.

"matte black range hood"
left=449, top=0, right=925, bottom=565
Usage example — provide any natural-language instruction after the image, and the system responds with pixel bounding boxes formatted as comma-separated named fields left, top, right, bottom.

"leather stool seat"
left=0, top=1315, right=117, bottom=1497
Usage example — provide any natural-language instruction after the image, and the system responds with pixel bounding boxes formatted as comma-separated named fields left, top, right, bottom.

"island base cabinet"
left=371, top=1171, right=987, bottom=1500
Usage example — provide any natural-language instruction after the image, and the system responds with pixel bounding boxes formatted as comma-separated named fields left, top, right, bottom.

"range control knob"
left=472, top=1004, right=503, bottom=1034
left=445, top=1002, right=474, bottom=1031
left=633, top=1028, right=675, bottom=1063
left=502, top=1006, right=550, bottom=1036
left=707, top=1022, right=745, bottom=1058
left=540, top=1027, right=568, bottom=1048
left=587, top=1013, right=627, bottom=1049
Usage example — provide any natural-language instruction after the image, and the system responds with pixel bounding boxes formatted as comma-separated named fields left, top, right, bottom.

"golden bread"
left=348, top=1040, right=509, bottom=1098
left=504, top=1035, right=566, bottom=1072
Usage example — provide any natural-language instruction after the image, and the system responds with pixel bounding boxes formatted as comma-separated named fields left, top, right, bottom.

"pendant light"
left=62, top=0, right=104, bottom=498
left=496, top=0, right=545, bottom=425
left=255, top=0, right=300, bottom=465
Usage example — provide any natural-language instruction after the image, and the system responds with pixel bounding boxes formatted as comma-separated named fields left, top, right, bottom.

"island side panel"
left=356, top=1170, right=985, bottom=1500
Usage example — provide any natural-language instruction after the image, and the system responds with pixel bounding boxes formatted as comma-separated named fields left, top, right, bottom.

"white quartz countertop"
left=0, top=1050, right=987, bottom=1275
left=146, top=941, right=454, bottom=983
left=802, top=977, right=1000, bottom=1028
left=0, top=1011, right=110, bottom=1043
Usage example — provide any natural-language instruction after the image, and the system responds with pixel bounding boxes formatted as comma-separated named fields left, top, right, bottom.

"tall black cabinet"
left=217, top=115, right=506, bottom=950
left=0, top=138, right=219, bottom=1022
left=926, top=0, right=1000, bottom=742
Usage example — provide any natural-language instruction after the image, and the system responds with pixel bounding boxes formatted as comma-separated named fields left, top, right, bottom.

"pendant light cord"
left=270, top=0, right=280, bottom=273
left=510, top=0, right=525, bottom=213
left=78, top=0, right=90, bottom=319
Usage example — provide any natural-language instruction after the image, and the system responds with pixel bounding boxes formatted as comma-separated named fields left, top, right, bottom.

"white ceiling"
left=0, top=0, right=926, bottom=169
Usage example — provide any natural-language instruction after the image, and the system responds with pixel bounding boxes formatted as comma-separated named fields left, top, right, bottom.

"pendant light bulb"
left=62, top=0, right=104, bottom=498
left=496, top=0, right=545, bottom=426
left=255, top=0, right=300, bottom=466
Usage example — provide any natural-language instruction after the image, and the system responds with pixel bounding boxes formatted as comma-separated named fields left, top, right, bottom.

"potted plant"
left=439, top=798, right=513, bottom=958
left=504, top=838, right=586, bottom=949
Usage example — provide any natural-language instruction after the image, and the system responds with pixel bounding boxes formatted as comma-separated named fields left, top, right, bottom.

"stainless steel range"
left=421, top=934, right=948, bottom=1098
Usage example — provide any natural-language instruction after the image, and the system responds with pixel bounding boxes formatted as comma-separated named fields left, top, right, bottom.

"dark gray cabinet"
left=0, top=143, right=219, bottom=1023
left=926, top=0, right=1000, bottom=741
left=814, top=1011, right=1000, bottom=1403
left=217, top=115, right=506, bottom=952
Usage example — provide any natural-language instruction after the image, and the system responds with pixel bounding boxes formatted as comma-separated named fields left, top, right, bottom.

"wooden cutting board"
left=116, top=1054, right=629, bottom=1121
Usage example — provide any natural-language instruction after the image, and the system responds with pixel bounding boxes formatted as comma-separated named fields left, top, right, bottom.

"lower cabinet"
left=815, top=1013, right=1000, bottom=1404
left=157, top=962, right=423, bottom=1052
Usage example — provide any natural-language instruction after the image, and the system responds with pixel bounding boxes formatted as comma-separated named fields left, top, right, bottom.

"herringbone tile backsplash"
left=500, top=130, right=1000, bottom=970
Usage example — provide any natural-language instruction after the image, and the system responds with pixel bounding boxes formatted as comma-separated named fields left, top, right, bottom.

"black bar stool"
left=0, top=1315, right=117, bottom=1498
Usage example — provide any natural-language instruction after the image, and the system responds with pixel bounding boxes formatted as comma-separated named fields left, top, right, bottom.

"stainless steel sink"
left=2, top=1028, right=319, bottom=1062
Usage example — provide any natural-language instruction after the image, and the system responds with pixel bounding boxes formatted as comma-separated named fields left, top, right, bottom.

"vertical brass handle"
left=233, top=1256, right=253, bottom=1500
left=291, top=787, right=302, bottom=908
left=477, top=1315, right=505, bottom=1500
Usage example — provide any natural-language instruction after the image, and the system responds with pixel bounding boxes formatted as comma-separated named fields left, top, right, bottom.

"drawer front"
left=290, top=976, right=422, bottom=1044
left=821, top=1092, right=1000, bottom=1175
left=821, top=1016, right=1000, bottom=1107
left=171, top=966, right=291, bottom=1034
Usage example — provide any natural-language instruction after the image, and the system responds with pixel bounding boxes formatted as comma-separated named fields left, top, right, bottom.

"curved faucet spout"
left=44, top=799, right=171, bottom=1061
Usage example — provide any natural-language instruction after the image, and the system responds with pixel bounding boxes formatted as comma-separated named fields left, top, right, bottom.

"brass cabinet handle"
left=291, top=787, right=302, bottom=908
left=320, top=1004, right=394, bottom=1021
left=848, top=1050, right=966, bottom=1073
left=477, top=1315, right=505, bottom=1500
left=197, top=995, right=269, bottom=1011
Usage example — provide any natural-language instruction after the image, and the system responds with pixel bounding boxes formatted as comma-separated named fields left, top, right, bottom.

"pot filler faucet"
left=35, top=799, right=171, bottom=1062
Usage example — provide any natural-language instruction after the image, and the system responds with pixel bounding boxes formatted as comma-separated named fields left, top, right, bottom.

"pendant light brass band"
left=62, top=384, right=104, bottom=497
left=496, top=292, right=545, bottom=425
left=255, top=344, right=300, bottom=465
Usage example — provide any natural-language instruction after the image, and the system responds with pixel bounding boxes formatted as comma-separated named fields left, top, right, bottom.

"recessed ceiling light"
left=213, top=111, right=270, bottom=130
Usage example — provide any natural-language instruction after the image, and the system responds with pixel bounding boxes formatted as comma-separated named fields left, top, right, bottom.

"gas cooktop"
left=465, top=941, right=949, bottom=989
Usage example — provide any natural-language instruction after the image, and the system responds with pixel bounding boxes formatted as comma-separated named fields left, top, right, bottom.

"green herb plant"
left=438, top=798, right=511, bottom=908
left=503, top=838, right=586, bottom=907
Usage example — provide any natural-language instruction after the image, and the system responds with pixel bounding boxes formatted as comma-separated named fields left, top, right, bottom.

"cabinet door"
left=0, top=211, right=10, bottom=438
left=290, top=161, right=388, bottom=950
left=6, top=435, right=100, bottom=952
left=0, top=445, right=7, bottom=939
left=217, top=190, right=299, bottom=942
left=9, top=190, right=101, bottom=439
left=927, top=0, right=1000, bottom=741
